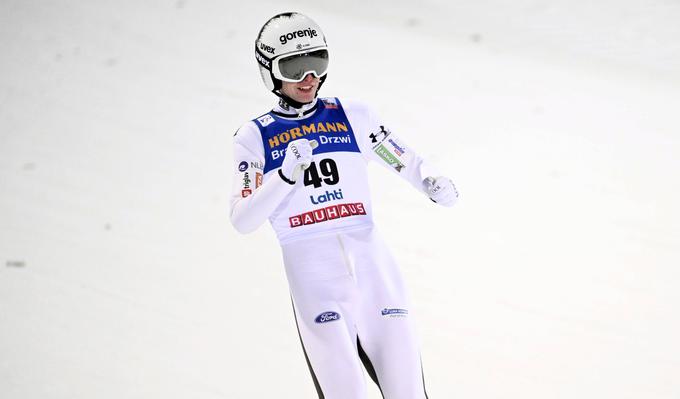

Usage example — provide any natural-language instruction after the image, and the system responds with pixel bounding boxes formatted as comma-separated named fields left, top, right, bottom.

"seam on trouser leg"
left=337, top=233, right=361, bottom=338
left=336, top=234, right=354, bottom=278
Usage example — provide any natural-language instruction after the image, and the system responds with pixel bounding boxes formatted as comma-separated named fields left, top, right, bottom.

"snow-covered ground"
left=1, top=1, right=679, bottom=398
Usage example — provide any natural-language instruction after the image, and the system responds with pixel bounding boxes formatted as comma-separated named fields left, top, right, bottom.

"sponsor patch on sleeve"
left=386, top=137, right=407, bottom=157
left=374, top=144, right=405, bottom=172
left=369, top=125, right=391, bottom=144
left=369, top=126, right=406, bottom=172
left=240, top=171, right=253, bottom=197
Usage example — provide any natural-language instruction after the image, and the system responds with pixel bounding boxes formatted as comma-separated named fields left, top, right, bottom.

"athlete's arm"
left=345, top=100, right=459, bottom=206
left=230, top=124, right=315, bottom=233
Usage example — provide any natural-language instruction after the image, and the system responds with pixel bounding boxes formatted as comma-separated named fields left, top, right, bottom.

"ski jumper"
left=231, top=97, right=437, bottom=398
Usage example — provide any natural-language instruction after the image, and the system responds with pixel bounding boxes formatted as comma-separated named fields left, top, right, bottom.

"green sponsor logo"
left=374, top=144, right=405, bottom=172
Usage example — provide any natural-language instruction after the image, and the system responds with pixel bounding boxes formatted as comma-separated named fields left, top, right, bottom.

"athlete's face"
left=280, top=73, right=320, bottom=105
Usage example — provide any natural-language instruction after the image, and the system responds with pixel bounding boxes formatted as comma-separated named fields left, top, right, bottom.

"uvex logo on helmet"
left=280, top=28, right=318, bottom=45
left=259, top=42, right=275, bottom=54
left=255, top=51, right=271, bottom=68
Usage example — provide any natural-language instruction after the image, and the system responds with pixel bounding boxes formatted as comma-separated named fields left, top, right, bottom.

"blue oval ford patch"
left=315, top=311, right=341, bottom=324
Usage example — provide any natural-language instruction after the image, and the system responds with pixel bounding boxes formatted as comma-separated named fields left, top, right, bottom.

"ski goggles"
left=271, top=48, right=329, bottom=82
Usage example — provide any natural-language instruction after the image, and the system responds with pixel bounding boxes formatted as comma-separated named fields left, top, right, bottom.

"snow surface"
left=1, top=0, right=679, bottom=398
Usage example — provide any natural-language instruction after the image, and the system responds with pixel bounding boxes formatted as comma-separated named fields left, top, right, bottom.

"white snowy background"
left=1, top=0, right=679, bottom=398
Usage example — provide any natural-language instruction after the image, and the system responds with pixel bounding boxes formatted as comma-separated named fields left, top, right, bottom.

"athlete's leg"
left=343, top=228, right=430, bottom=399
left=282, top=235, right=368, bottom=399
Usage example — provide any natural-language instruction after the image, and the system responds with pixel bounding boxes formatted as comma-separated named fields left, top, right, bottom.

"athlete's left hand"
left=424, top=176, right=459, bottom=207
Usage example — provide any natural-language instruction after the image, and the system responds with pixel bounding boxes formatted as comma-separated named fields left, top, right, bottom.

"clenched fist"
left=279, top=139, right=318, bottom=183
left=424, top=176, right=459, bottom=207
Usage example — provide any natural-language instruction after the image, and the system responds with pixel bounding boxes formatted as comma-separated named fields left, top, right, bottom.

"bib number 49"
left=304, top=158, right=339, bottom=188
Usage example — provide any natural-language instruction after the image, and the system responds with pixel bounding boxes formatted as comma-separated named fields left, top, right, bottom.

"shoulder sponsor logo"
left=259, top=42, right=275, bottom=54
left=369, top=125, right=390, bottom=144
left=238, top=161, right=248, bottom=172
left=255, top=172, right=263, bottom=188
left=280, top=28, right=318, bottom=45
left=387, top=138, right=406, bottom=156
left=315, top=311, right=341, bottom=324
left=381, top=308, right=409, bottom=317
left=257, top=114, right=275, bottom=127
left=241, top=189, right=252, bottom=198
left=250, top=161, right=264, bottom=170
left=289, top=202, right=366, bottom=228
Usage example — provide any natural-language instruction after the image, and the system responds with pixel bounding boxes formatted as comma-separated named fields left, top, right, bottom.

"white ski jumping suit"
left=231, top=97, right=443, bottom=398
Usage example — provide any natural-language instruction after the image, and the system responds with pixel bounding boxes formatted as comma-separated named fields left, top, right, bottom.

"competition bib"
left=252, top=98, right=373, bottom=243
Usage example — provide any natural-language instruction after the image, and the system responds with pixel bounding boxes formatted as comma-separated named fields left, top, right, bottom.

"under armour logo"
left=278, top=98, right=290, bottom=110
left=369, top=125, right=390, bottom=143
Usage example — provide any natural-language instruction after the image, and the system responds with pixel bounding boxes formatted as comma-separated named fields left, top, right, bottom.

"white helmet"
left=255, top=13, right=329, bottom=105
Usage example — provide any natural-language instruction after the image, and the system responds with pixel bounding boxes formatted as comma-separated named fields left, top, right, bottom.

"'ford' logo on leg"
left=315, top=311, right=341, bottom=324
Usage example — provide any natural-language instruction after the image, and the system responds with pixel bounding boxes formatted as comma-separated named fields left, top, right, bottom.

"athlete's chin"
left=292, top=93, right=316, bottom=104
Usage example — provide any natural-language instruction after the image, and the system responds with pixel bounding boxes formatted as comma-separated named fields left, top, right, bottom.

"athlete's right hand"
left=279, top=139, right=317, bottom=183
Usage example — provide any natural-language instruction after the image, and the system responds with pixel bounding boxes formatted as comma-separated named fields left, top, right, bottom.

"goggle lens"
left=277, top=49, right=329, bottom=82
